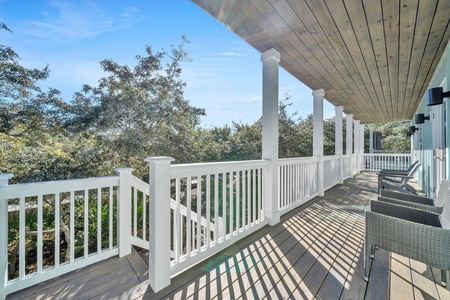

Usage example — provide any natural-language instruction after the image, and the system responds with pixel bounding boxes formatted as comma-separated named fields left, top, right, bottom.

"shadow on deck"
left=8, top=172, right=450, bottom=300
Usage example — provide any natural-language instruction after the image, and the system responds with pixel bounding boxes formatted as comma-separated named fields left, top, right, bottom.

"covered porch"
left=7, top=172, right=449, bottom=299
left=2, top=0, right=450, bottom=299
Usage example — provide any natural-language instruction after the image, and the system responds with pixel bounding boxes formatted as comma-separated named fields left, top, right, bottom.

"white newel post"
left=313, top=89, right=325, bottom=196
left=0, top=174, right=13, bottom=300
left=145, top=157, right=174, bottom=292
left=369, top=128, right=374, bottom=169
left=346, top=114, right=353, bottom=178
left=335, top=106, right=344, bottom=184
left=261, top=48, right=281, bottom=226
left=115, top=168, right=133, bottom=257
left=354, top=120, right=360, bottom=174
left=369, top=128, right=374, bottom=154
left=360, top=124, right=365, bottom=170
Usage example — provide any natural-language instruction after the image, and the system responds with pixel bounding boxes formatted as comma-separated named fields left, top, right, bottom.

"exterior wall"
left=373, top=132, right=384, bottom=151
left=413, top=40, right=450, bottom=196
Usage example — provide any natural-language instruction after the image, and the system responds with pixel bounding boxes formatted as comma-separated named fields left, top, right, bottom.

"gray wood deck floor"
left=8, top=172, right=450, bottom=300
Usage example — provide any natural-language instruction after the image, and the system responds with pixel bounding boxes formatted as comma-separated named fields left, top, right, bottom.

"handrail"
left=278, top=156, right=319, bottom=166
left=4, top=176, right=119, bottom=199
left=171, top=159, right=269, bottom=178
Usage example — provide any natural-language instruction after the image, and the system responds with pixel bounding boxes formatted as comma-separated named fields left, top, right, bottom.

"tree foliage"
left=67, top=37, right=205, bottom=175
left=369, top=121, right=410, bottom=153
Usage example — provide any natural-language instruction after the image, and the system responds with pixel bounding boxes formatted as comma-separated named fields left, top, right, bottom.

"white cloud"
left=221, top=51, right=243, bottom=57
left=18, top=0, right=144, bottom=41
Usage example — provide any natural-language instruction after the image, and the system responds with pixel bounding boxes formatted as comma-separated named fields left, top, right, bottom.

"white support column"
left=335, top=106, right=344, bottom=184
left=346, top=114, right=353, bottom=177
left=115, top=168, right=133, bottom=258
left=261, top=48, right=281, bottom=226
left=369, top=128, right=374, bottom=154
left=354, top=120, right=360, bottom=174
left=313, top=89, right=325, bottom=196
left=360, top=124, right=365, bottom=170
left=0, top=174, right=13, bottom=300
left=145, top=157, right=174, bottom=292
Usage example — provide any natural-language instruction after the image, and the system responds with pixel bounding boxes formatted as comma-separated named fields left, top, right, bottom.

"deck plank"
left=365, top=249, right=390, bottom=300
left=410, top=260, right=440, bottom=300
left=7, top=256, right=130, bottom=300
left=127, top=247, right=149, bottom=283
left=389, top=253, right=414, bottom=299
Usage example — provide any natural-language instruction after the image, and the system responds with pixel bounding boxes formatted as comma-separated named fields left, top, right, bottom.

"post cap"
left=144, top=157, right=175, bottom=164
left=261, top=48, right=280, bottom=62
left=0, top=174, right=13, bottom=186
left=335, top=106, right=344, bottom=112
left=115, top=168, right=134, bottom=174
left=312, top=89, right=325, bottom=97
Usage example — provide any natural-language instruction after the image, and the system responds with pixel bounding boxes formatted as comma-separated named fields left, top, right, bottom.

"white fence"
left=0, top=174, right=121, bottom=297
left=278, top=157, right=319, bottom=213
left=167, top=160, right=269, bottom=276
left=1, top=153, right=370, bottom=298
left=364, top=153, right=411, bottom=171
left=323, top=155, right=341, bottom=189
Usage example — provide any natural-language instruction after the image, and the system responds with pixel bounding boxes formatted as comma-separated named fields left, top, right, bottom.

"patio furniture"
left=377, top=162, right=422, bottom=194
left=377, top=179, right=450, bottom=214
left=378, top=160, right=420, bottom=176
left=364, top=200, right=450, bottom=287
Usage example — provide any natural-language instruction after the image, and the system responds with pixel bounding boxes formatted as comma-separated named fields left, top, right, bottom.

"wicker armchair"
left=364, top=200, right=450, bottom=287
left=377, top=162, right=422, bottom=194
left=377, top=179, right=450, bottom=214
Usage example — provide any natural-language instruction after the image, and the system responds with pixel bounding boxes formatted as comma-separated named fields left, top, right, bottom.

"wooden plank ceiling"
left=191, top=0, right=450, bottom=124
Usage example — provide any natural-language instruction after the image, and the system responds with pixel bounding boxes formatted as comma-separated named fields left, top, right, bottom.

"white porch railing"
left=1, top=153, right=371, bottom=298
left=126, top=175, right=223, bottom=255
left=323, top=155, right=341, bottom=190
left=364, top=153, right=411, bottom=171
left=277, top=154, right=359, bottom=215
left=278, top=157, right=319, bottom=213
left=0, top=174, right=121, bottom=298
left=167, top=160, right=269, bottom=276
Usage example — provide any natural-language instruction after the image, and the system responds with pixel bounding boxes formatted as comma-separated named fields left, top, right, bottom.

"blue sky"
left=0, top=0, right=335, bottom=127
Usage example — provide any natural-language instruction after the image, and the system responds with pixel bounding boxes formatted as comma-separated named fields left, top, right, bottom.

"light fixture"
left=427, top=87, right=450, bottom=106
left=409, top=126, right=418, bottom=133
left=415, top=113, right=430, bottom=124
left=406, top=131, right=412, bottom=137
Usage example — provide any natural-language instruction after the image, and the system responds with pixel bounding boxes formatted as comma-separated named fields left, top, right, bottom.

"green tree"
left=369, top=121, right=410, bottom=153
left=0, top=23, right=79, bottom=183
left=68, top=37, right=205, bottom=177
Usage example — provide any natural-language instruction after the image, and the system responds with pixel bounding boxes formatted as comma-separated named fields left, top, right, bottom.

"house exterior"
left=413, top=46, right=450, bottom=197
left=1, top=1, right=450, bottom=298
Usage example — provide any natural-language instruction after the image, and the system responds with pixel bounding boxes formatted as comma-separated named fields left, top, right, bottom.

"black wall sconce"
left=427, top=87, right=450, bottom=106
left=415, top=113, right=429, bottom=124
left=409, top=126, right=418, bottom=133
left=406, top=131, right=412, bottom=137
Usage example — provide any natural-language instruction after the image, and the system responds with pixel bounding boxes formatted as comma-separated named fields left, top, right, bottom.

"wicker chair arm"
left=370, top=200, right=442, bottom=227
left=380, top=190, right=433, bottom=205
left=377, top=196, right=444, bottom=214
left=365, top=211, right=450, bottom=271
